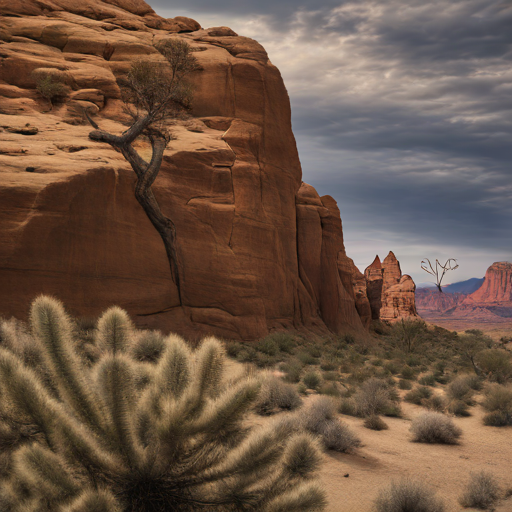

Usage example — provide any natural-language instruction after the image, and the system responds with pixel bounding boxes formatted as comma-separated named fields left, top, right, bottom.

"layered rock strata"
left=0, top=0, right=369, bottom=339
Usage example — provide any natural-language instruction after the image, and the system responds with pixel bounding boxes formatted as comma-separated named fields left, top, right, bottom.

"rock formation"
left=415, top=288, right=465, bottom=313
left=463, top=262, right=512, bottom=306
left=0, top=0, right=370, bottom=339
left=364, top=252, right=418, bottom=322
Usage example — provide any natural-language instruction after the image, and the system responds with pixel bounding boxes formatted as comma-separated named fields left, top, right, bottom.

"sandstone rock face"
left=364, top=256, right=383, bottom=320
left=0, top=0, right=368, bottom=339
left=463, top=262, right=512, bottom=306
left=415, top=289, right=465, bottom=313
left=364, top=252, right=418, bottom=322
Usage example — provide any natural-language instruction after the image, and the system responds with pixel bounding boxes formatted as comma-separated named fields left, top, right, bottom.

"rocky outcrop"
left=0, top=0, right=368, bottom=340
left=364, top=252, right=418, bottom=322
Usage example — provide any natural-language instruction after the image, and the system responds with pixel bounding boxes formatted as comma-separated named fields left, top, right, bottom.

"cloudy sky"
left=153, top=0, right=512, bottom=284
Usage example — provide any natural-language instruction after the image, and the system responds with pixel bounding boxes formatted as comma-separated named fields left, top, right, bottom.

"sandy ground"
left=322, top=400, right=512, bottom=512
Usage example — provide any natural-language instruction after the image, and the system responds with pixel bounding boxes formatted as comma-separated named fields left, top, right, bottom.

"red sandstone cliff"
left=463, top=262, right=512, bottom=307
left=0, top=0, right=368, bottom=339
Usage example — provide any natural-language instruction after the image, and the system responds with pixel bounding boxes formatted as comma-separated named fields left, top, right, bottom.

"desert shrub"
left=404, top=386, right=432, bottom=405
left=481, top=383, right=512, bottom=426
left=297, top=382, right=308, bottom=395
left=225, top=341, right=243, bottom=358
left=459, top=471, right=501, bottom=510
left=398, top=379, right=413, bottom=390
left=447, top=375, right=475, bottom=403
left=352, top=378, right=401, bottom=418
left=0, top=297, right=327, bottom=512
left=320, top=361, right=337, bottom=371
left=322, top=371, right=338, bottom=381
left=464, top=373, right=483, bottom=390
left=254, top=375, right=302, bottom=415
left=33, top=71, right=68, bottom=109
left=339, top=398, right=357, bottom=416
left=303, top=371, right=322, bottom=390
left=265, top=332, right=296, bottom=353
left=319, top=382, right=341, bottom=398
left=297, top=351, right=319, bottom=365
left=388, top=319, right=427, bottom=354
left=236, top=346, right=258, bottom=363
left=477, top=349, right=512, bottom=384
left=400, top=365, right=416, bottom=380
left=410, top=412, right=462, bottom=444
left=254, top=352, right=278, bottom=368
left=424, top=395, right=446, bottom=412
left=364, top=415, right=389, bottom=431
left=384, top=360, right=402, bottom=375
left=348, top=366, right=376, bottom=383
left=446, top=399, right=470, bottom=417
left=281, top=360, right=303, bottom=383
left=301, top=397, right=361, bottom=452
left=257, top=336, right=279, bottom=356
left=418, top=373, right=436, bottom=387
left=374, top=479, right=445, bottom=512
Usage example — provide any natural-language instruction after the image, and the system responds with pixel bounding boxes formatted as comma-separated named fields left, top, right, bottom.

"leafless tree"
left=421, top=258, right=459, bottom=293
left=85, top=39, right=198, bottom=304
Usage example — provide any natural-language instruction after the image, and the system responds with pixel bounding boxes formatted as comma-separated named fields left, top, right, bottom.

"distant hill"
left=443, top=278, right=484, bottom=294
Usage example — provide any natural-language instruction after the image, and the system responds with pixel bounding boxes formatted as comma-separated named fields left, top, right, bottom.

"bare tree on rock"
left=85, top=39, right=198, bottom=304
left=421, top=258, right=459, bottom=293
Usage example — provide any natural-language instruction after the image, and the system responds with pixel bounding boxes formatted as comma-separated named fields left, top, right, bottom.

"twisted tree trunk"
left=87, top=116, right=182, bottom=304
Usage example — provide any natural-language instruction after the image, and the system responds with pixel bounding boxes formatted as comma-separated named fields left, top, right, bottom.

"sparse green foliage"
left=476, top=349, right=512, bottom=384
left=481, top=384, right=512, bottom=426
left=33, top=72, right=68, bottom=109
left=303, top=372, right=321, bottom=390
left=446, top=375, right=475, bottom=403
left=404, top=386, right=432, bottom=405
left=459, top=471, right=501, bottom=510
left=374, top=479, right=445, bottom=512
left=410, top=412, right=462, bottom=444
left=0, top=297, right=326, bottom=512
left=388, top=319, right=426, bottom=354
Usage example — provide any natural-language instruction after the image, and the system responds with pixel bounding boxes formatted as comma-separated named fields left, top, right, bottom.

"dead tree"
left=421, top=258, right=459, bottom=293
left=85, top=39, right=198, bottom=304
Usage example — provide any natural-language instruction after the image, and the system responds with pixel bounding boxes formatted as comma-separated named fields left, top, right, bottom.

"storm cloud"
left=153, top=0, right=512, bottom=282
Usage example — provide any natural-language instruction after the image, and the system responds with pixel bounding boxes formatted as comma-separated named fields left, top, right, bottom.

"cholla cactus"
left=0, top=297, right=326, bottom=511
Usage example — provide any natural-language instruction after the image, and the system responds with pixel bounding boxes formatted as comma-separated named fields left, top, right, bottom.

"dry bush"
left=374, top=479, right=445, bottom=512
left=398, top=379, right=413, bottom=390
left=447, top=375, right=476, bottom=403
left=481, top=383, right=512, bottom=426
left=364, top=415, right=389, bottom=431
left=404, top=386, right=432, bottom=405
left=303, top=371, right=322, bottom=390
left=424, top=395, right=446, bottom=412
left=281, top=360, right=303, bottom=383
left=459, top=471, right=501, bottom=510
left=418, top=373, right=436, bottom=386
left=446, top=399, right=470, bottom=417
left=33, top=72, right=68, bottom=109
left=254, top=374, right=302, bottom=415
left=352, top=378, right=402, bottom=418
left=410, top=412, right=462, bottom=444
left=301, top=397, right=361, bottom=453
left=477, top=349, right=512, bottom=384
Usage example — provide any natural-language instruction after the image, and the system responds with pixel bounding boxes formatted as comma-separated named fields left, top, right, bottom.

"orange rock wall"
left=0, top=0, right=368, bottom=340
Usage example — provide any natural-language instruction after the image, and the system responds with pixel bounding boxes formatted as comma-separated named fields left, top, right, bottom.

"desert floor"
left=321, top=398, right=512, bottom=512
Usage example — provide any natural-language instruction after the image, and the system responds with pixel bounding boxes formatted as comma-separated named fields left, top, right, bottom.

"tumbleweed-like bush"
left=301, top=396, right=361, bottom=453
left=410, top=412, right=462, bottom=444
left=254, top=374, right=302, bottom=415
left=481, top=383, right=512, bottom=426
left=374, top=479, right=445, bottom=512
left=459, top=471, right=501, bottom=510
left=0, top=296, right=326, bottom=512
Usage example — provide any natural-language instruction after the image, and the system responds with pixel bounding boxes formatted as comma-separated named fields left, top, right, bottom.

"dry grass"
left=374, top=479, right=446, bottom=512
left=410, top=412, right=462, bottom=444
left=459, top=471, right=501, bottom=510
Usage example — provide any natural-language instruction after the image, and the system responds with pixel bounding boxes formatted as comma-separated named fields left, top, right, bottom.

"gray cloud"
left=153, top=0, right=512, bottom=281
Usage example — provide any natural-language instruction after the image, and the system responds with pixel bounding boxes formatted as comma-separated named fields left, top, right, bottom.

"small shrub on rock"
left=410, top=412, right=462, bottom=444
left=302, top=397, right=361, bottom=452
left=374, top=479, right=445, bottom=512
left=459, top=471, right=501, bottom=510
left=255, top=375, right=303, bottom=415
left=481, top=383, right=512, bottom=426
left=34, top=72, right=68, bottom=109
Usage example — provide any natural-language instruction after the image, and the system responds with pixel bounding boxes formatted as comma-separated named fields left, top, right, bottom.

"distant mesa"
left=416, top=262, right=512, bottom=325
